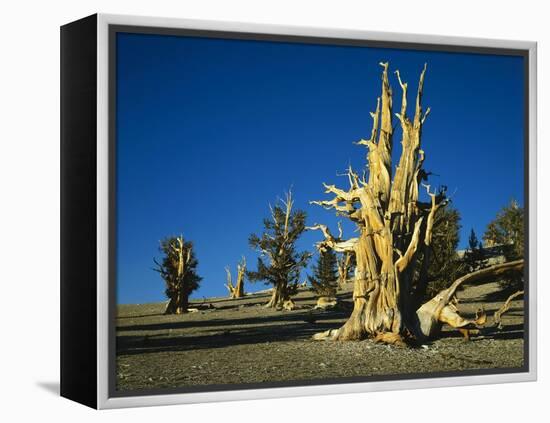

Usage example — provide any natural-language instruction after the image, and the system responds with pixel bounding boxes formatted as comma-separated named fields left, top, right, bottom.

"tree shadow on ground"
left=119, top=309, right=347, bottom=333
left=456, top=284, right=524, bottom=305
left=440, top=323, right=524, bottom=341
left=117, top=289, right=335, bottom=318
left=117, top=320, right=343, bottom=356
left=116, top=305, right=352, bottom=356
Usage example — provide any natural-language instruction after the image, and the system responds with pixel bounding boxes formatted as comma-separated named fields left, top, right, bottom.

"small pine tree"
left=421, top=206, right=466, bottom=299
left=153, top=235, right=202, bottom=314
left=483, top=200, right=525, bottom=290
left=247, top=191, right=311, bottom=308
left=308, top=249, right=339, bottom=298
left=463, top=228, right=488, bottom=273
left=483, top=199, right=524, bottom=260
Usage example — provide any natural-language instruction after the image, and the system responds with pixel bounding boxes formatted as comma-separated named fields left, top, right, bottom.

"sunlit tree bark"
left=154, top=235, right=201, bottom=315
left=225, top=256, right=246, bottom=299
left=309, top=63, right=524, bottom=343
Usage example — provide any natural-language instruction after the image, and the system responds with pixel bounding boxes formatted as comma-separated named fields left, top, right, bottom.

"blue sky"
left=115, top=32, right=524, bottom=305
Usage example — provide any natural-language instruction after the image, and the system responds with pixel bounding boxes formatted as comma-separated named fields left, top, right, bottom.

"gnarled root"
left=283, top=299, right=297, bottom=311
left=332, top=298, right=368, bottom=341
left=312, top=329, right=406, bottom=346
left=440, top=305, right=486, bottom=341
left=265, top=286, right=285, bottom=309
left=418, top=298, right=487, bottom=341
left=311, top=297, right=398, bottom=342
left=439, top=303, right=486, bottom=328
left=373, top=332, right=407, bottom=347
left=312, top=328, right=340, bottom=341
left=314, top=296, right=338, bottom=310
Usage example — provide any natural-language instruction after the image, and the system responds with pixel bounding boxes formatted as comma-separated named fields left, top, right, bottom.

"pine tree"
left=483, top=199, right=524, bottom=260
left=420, top=206, right=465, bottom=299
left=308, top=249, right=339, bottom=298
left=464, top=228, right=487, bottom=273
left=247, top=191, right=311, bottom=308
left=484, top=200, right=525, bottom=289
left=153, top=235, right=202, bottom=314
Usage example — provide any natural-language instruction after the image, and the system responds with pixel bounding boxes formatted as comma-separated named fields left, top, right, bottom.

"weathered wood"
left=337, top=252, right=352, bottom=289
left=494, top=289, right=524, bottom=329
left=155, top=236, right=195, bottom=315
left=416, top=260, right=523, bottom=338
left=314, top=297, right=338, bottom=310
left=309, top=63, right=523, bottom=344
left=310, top=63, right=436, bottom=341
left=225, top=256, right=246, bottom=299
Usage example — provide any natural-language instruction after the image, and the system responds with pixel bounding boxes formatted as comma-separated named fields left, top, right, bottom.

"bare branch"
left=152, top=257, right=164, bottom=274
left=268, top=202, right=276, bottom=224
left=421, top=107, right=431, bottom=125
left=494, top=290, right=524, bottom=329
left=310, top=198, right=351, bottom=214
left=394, top=69, right=408, bottom=119
left=307, top=224, right=359, bottom=253
left=282, top=189, right=294, bottom=238
left=306, top=223, right=334, bottom=241
left=369, top=97, right=381, bottom=145
left=444, top=260, right=524, bottom=305
left=414, top=63, right=428, bottom=127
left=238, top=255, right=246, bottom=270
left=322, top=182, right=360, bottom=202
left=395, top=217, right=424, bottom=272
left=224, top=266, right=235, bottom=295
left=356, top=97, right=381, bottom=152
left=422, top=183, right=446, bottom=246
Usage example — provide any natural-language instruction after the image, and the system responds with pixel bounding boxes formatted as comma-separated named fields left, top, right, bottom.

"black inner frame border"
left=108, top=23, right=531, bottom=399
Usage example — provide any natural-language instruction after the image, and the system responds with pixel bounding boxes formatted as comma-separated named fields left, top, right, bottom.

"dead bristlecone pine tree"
left=225, top=256, right=246, bottom=299
left=308, top=62, right=524, bottom=344
left=153, top=235, right=202, bottom=315
left=247, top=191, right=311, bottom=309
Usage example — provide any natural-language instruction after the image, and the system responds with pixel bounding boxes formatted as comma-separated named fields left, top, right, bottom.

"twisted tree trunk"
left=309, top=63, right=524, bottom=343
left=165, top=291, right=189, bottom=315
left=265, top=281, right=288, bottom=308
left=163, top=237, right=192, bottom=315
left=225, top=257, right=246, bottom=299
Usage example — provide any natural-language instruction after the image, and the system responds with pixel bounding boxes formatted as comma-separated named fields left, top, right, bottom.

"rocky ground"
left=116, top=281, right=525, bottom=392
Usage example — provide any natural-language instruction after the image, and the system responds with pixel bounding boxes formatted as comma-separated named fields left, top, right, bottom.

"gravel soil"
left=116, top=282, right=525, bottom=392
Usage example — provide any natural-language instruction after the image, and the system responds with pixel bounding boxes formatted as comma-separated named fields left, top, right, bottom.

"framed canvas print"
left=60, top=14, right=537, bottom=409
